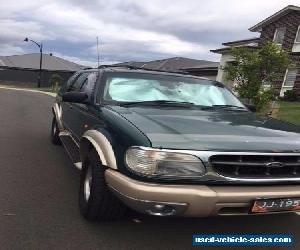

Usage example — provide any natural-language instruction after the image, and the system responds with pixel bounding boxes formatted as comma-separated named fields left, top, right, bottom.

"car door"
left=58, top=71, right=79, bottom=127
left=61, top=72, right=89, bottom=141
left=67, top=71, right=99, bottom=140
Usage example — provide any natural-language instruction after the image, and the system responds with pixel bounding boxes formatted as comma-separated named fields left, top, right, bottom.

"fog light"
left=146, top=204, right=176, bottom=216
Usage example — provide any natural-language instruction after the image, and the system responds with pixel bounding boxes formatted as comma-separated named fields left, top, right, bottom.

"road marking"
left=3, top=213, right=16, bottom=216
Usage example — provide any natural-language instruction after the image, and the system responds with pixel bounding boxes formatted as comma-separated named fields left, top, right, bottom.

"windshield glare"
left=103, top=73, right=245, bottom=108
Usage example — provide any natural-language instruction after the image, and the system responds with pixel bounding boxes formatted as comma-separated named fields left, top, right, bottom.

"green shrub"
left=283, top=90, right=298, bottom=101
left=223, top=42, right=291, bottom=111
left=50, top=74, right=62, bottom=92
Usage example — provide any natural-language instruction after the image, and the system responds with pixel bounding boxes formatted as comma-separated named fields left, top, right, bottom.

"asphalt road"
left=0, top=88, right=300, bottom=250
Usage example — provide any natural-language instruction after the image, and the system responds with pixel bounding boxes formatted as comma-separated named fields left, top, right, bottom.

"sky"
left=0, top=0, right=299, bottom=66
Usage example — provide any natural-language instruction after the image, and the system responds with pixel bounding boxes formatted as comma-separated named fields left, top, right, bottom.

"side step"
left=59, top=131, right=82, bottom=170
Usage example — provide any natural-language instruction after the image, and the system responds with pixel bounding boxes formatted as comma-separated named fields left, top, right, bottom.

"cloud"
left=0, top=44, right=25, bottom=56
left=0, top=0, right=299, bottom=65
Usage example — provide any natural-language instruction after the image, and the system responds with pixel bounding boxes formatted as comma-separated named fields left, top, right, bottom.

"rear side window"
left=68, top=73, right=89, bottom=92
left=81, top=72, right=98, bottom=94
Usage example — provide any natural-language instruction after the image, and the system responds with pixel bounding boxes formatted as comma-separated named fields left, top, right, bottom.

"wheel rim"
left=84, top=165, right=92, bottom=201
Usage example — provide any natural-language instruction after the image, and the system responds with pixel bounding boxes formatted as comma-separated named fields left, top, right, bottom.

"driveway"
left=0, top=88, right=299, bottom=250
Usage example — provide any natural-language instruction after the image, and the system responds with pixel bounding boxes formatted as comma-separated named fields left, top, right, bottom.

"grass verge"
left=0, top=84, right=57, bottom=97
left=277, top=101, right=300, bottom=126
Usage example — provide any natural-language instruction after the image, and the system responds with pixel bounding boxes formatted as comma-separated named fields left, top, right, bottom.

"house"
left=212, top=5, right=300, bottom=97
left=0, top=53, right=86, bottom=87
left=113, top=57, right=219, bottom=80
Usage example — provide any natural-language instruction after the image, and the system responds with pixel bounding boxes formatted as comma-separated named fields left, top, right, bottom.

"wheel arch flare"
left=80, top=129, right=118, bottom=169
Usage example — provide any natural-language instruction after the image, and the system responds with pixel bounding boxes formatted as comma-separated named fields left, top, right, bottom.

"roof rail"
left=98, top=64, right=190, bottom=74
left=98, top=64, right=126, bottom=69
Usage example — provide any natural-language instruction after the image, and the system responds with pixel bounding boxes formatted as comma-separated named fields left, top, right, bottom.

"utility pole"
left=24, top=37, right=43, bottom=88
left=38, top=43, right=43, bottom=88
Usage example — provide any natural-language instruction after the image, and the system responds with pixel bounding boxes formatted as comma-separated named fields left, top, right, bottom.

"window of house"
left=283, top=68, right=298, bottom=87
left=274, top=27, right=286, bottom=45
left=295, top=25, right=300, bottom=43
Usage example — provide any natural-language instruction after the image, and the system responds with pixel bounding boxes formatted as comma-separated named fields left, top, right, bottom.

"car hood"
left=109, top=106, right=300, bottom=152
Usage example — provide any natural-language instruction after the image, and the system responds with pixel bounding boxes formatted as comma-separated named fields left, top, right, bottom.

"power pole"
left=38, top=43, right=43, bottom=88
left=24, top=38, right=43, bottom=88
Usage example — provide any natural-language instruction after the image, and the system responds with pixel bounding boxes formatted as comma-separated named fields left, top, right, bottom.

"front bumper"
left=105, top=169, right=300, bottom=217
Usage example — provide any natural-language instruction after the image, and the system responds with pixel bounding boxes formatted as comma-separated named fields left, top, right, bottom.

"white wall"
left=292, top=43, right=300, bottom=53
left=216, top=53, right=235, bottom=88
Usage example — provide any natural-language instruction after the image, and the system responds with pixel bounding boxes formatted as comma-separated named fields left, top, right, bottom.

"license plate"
left=251, top=197, right=300, bottom=213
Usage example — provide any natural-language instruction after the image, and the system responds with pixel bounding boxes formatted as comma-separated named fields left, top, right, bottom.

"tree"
left=50, top=74, right=62, bottom=92
left=223, top=42, right=291, bottom=111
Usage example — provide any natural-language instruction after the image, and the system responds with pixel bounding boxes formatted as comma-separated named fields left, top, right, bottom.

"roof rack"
left=98, top=64, right=190, bottom=75
left=98, top=64, right=127, bottom=69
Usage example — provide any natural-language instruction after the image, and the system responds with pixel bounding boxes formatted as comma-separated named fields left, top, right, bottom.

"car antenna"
left=96, top=36, right=100, bottom=68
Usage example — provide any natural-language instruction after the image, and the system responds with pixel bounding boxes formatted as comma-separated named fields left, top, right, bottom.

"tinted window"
left=68, top=73, right=88, bottom=92
left=81, top=72, right=98, bottom=94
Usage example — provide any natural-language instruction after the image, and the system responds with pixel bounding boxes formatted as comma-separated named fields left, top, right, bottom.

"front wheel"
left=79, top=148, right=127, bottom=221
left=51, top=116, right=61, bottom=145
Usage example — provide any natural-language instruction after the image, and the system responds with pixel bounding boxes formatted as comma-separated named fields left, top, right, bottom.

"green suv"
left=51, top=66, right=300, bottom=221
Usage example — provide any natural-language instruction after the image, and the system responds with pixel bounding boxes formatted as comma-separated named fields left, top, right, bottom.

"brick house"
left=114, top=57, right=219, bottom=80
left=0, top=53, right=85, bottom=87
left=212, top=5, right=300, bottom=97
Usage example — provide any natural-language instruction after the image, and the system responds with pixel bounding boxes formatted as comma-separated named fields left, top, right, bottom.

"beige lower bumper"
left=105, top=169, right=300, bottom=217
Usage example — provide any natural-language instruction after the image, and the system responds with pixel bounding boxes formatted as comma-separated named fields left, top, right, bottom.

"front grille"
left=210, top=154, right=300, bottom=179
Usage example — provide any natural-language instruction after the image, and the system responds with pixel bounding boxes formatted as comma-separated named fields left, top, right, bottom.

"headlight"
left=125, top=147, right=206, bottom=177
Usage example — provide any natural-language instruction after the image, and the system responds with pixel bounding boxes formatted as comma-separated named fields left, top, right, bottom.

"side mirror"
left=245, top=104, right=256, bottom=112
left=62, top=92, right=88, bottom=104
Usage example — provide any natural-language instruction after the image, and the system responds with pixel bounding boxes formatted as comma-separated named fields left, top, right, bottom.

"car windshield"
left=102, top=72, right=245, bottom=108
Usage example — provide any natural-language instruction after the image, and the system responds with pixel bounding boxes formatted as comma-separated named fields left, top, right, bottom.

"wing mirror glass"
left=62, top=92, right=89, bottom=104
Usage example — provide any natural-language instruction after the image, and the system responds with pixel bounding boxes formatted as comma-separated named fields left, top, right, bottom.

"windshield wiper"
left=119, top=100, right=195, bottom=107
left=203, top=105, right=248, bottom=111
